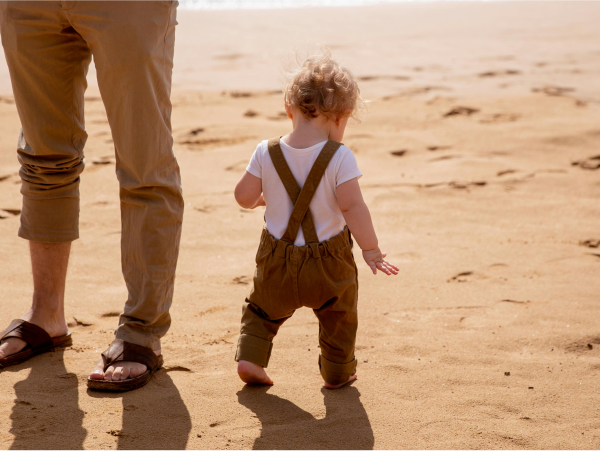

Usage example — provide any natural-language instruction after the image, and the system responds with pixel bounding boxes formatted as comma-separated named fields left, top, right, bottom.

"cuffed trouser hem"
left=115, top=328, right=162, bottom=352
left=235, top=333, right=273, bottom=367
left=18, top=226, right=79, bottom=243
left=18, top=197, right=80, bottom=243
left=319, top=354, right=357, bottom=386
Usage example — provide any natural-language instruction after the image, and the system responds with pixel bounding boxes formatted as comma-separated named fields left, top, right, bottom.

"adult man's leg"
left=0, top=243, right=71, bottom=359
left=0, top=2, right=91, bottom=360
left=65, top=2, right=185, bottom=384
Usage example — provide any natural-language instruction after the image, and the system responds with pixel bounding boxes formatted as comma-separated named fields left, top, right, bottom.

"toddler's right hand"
left=362, top=247, right=399, bottom=275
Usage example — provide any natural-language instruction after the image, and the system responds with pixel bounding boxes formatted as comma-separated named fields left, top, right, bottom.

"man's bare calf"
left=0, top=242, right=70, bottom=360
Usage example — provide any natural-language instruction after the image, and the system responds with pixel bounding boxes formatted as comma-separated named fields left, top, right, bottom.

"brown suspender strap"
left=268, top=137, right=319, bottom=243
left=267, top=137, right=342, bottom=244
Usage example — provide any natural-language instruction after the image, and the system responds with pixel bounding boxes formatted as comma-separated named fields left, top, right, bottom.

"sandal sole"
left=0, top=333, right=73, bottom=370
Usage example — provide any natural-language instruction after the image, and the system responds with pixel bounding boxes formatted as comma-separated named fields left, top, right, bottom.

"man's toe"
left=89, top=357, right=106, bottom=380
left=130, top=364, right=142, bottom=378
left=104, top=366, right=115, bottom=381
left=112, top=367, right=124, bottom=381
left=0, top=338, right=27, bottom=359
left=120, top=367, right=131, bottom=380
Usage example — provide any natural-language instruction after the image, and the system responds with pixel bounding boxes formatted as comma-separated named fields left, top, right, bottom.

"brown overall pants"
left=0, top=1, right=183, bottom=351
left=235, top=138, right=359, bottom=386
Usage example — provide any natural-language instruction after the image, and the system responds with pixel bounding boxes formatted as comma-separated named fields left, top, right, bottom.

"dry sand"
left=1, top=2, right=600, bottom=449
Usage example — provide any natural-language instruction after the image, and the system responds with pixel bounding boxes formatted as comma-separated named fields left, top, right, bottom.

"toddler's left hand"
left=362, top=247, right=399, bottom=275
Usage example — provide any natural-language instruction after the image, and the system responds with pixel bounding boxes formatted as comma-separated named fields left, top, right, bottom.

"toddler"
left=233, top=51, right=398, bottom=389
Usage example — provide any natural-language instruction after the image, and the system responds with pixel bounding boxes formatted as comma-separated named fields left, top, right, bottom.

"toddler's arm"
left=336, top=178, right=398, bottom=276
left=235, top=172, right=265, bottom=209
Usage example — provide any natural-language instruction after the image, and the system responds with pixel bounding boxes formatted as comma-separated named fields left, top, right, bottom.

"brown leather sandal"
left=87, top=339, right=163, bottom=392
left=0, top=319, right=72, bottom=369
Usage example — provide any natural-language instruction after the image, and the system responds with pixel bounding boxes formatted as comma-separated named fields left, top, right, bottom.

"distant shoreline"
left=179, top=0, right=509, bottom=11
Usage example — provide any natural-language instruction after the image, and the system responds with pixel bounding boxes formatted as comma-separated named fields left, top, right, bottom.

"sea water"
left=178, top=0, right=506, bottom=10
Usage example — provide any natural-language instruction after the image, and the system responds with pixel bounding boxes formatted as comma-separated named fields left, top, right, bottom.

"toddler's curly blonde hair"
left=284, top=49, right=364, bottom=122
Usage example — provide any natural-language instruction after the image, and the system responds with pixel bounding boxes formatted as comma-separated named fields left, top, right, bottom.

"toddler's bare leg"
left=236, top=301, right=292, bottom=385
left=237, top=360, right=274, bottom=385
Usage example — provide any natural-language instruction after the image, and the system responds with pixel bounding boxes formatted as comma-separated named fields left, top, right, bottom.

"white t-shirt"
left=246, top=138, right=362, bottom=246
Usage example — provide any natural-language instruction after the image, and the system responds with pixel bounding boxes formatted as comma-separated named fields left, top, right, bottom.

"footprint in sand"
left=572, top=155, right=600, bottom=170
left=0, top=172, right=17, bottom=182
left=100, top=311, right=121, bottom=318
left=357, top=75, right=411, bottom=82
left=178, top=136, right=254, bottom=148
left=579, top=239, right=600, bottom=249
left=479, top=113, right=520, bottom=124
left=447, top=271, right=475, bottom=283
left=478, top=69, right=521, bottom=77
left=196, top=306, right=227, bottom=318
left=232, top=276, right=250, bottom=285
left=564, top=336, right=600, bottom=354
left=427, top=145, right=452, bottom=151
left=0, top=209, right=21, bottom=219
left=70, top=316, right=94, bottom=327
left=390, top=150, right=408, bottom=157
left=225, top=160, right=248, bottom=171
left=164, top=365, right=193, bottom=373
left=428, top=154, right=462, bottom=162
left=243, top=109, right=259, bottom=117
left=194, top=205, right=219, bottom=213
left=497, top=169, right=517, bottom=177
left=443, top=106, right=479, bottom=117
left=267, top=112, right=288, bottom=121
left=228, top=91, right=253, bottom=98
left=449, top=181, right=487, bottom=189
left=532, top=85, right=575, bottom=96
left=381, top=86, right=449, bottom=101
left=90, top=156, right=115, bottom=166
left=498, top=299, right=530, bottom=305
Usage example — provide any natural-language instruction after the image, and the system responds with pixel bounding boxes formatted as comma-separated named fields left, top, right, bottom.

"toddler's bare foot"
left=323, top=373, right=357, bottom=389
left=237, top=360, right=273, bottom=385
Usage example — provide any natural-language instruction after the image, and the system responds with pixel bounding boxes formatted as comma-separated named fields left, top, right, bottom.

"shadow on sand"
left=237, top=384, right=374, bottom=450
left=88, top=368, right=192, bottom=449
left=7, top=349, right=86, bottom=449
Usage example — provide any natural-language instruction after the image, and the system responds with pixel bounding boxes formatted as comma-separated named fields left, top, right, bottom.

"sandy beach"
left=1, top=1, right=600, bottom=448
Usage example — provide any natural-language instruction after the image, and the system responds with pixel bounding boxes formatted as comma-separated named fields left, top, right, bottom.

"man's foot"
left=237, top=360, right=273, bottom=385
left=0, top=313, right=69, bottom=360
left=323, top=373, right=357, bottom=389
left=89, top=349, right=162, bottom=381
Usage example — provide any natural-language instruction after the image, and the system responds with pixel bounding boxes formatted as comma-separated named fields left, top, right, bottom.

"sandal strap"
left=101, top=339, right=159, bottom=371
left=0, top=319, right=53, bottom=351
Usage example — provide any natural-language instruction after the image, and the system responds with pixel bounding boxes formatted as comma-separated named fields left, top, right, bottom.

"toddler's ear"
left=285, top=103, right=293, bottom=120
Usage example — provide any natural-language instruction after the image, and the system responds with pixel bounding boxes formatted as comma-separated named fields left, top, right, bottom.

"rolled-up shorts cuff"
left=115, top=327, right=162, bottom=352
left=19, top=197, right=79, bottom=243
left=235, top=333, right=273, bottom=367
left=319, top=354, right=357, bottom=386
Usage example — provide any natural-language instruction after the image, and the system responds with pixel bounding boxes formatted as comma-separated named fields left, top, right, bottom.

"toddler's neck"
left=282, top=107, right=347, bottom=149
left=282, top=123, right=329, bottom=150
